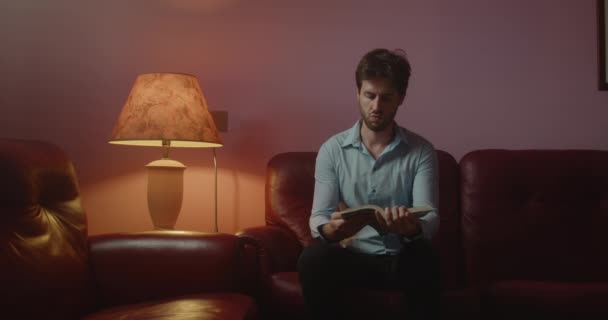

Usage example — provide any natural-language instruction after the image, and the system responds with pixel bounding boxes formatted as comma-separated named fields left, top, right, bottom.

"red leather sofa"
left=0, top=139, right=259, bottom=320
left=238, top=149, right=608, bottom=320
left=4, top=138, right=606, bottom=320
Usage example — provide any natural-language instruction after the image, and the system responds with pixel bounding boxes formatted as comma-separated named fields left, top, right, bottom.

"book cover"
left=340, top=204, right=434, bottom=220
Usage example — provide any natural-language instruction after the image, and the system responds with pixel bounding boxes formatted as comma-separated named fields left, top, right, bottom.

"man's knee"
left=297, top=243, right=337, bottom=274
left=398, top=240, right=440, bottom=285
left=401, top=240, right=438, bottom=266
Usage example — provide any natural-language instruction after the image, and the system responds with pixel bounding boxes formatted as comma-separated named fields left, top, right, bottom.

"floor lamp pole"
left=213, top=148, right=218, bottom=233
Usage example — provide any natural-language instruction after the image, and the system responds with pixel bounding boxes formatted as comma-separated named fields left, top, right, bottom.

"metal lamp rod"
left=213, top=148, right=218, bottom=233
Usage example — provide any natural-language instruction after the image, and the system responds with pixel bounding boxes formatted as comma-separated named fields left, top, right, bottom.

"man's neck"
left=360, top=121, right=396, bottom=158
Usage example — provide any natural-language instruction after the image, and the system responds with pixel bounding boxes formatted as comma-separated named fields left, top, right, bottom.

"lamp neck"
left=162, top=139, right=171, bottom=159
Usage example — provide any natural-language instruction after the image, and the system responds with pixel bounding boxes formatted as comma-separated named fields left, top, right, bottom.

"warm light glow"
left=109, top=140, right=222, bottom=148
left=165, top=0, right=239, bottom=14
left=82, top=167, right=266, bottom=235
left=107, top=73, right=224, bottom=230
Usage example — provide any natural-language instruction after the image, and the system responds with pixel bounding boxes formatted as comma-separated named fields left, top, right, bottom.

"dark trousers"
left=297, top=239, right=440, bottom=320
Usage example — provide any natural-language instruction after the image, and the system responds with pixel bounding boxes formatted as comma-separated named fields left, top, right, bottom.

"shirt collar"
left=341, top=120, right=363, bottom=147
left=341, top=120, right=409, bottom=148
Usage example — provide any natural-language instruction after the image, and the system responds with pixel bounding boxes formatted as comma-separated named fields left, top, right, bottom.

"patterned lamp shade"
left=109, top=73, right=223, bottom=148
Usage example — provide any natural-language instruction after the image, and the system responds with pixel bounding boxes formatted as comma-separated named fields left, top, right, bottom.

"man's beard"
left=361, top=110, right=395, bottom=132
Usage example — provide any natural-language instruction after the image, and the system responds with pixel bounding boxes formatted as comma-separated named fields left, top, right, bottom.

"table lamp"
left=109, top=73, right=223, bottom=230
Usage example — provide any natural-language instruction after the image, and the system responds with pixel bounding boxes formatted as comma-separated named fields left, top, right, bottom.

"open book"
left=340, top=204, right=435, bottom=220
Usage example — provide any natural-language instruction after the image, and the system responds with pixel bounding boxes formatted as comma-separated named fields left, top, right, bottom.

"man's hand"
left=374, top=206, right=422, bottom=238
left=320, top=204, right=370, bottom=242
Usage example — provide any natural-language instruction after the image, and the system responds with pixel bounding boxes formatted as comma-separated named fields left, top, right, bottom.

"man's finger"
left=404, top=210, right=419, bottom=224
left=383, top=207, right=393, bottom=227
left=391, top=206, right=400, bottom=222
left=331, top=211, right=343, bottom=220
left=330, top=219, right=345, bottom=228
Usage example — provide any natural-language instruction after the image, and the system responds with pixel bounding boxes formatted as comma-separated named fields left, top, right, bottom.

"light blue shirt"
left=310, top=120, right=439, bottom=255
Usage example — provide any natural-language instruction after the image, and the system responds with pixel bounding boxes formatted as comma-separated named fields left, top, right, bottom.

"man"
left=297, top=48, right=440, bottom=320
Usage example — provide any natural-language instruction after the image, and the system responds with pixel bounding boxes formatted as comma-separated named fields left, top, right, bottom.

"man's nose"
left=370, top=97, right=381, bottom=110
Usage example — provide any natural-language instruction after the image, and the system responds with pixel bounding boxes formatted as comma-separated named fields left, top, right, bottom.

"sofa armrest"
left=88, top=231, right=250, bottom=308
left=237, top=226, right=302, bottom=276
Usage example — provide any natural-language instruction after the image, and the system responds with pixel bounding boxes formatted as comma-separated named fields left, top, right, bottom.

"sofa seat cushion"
left=269, top=272, right=306, bottom=314
left=83, top=293, right=258, bottom=320
left=485, top=280, right=608, bottom=319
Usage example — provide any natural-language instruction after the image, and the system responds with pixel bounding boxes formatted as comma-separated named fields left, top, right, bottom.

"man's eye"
left=365, top=94, right=375, bottom=99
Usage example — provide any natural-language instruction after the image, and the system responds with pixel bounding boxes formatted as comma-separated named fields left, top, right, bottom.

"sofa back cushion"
left=460, top=150, right=608, bottom=285
left=435, top=150, right=465, bottom=289
left=266, top=152, right=317, bottom=246
left=265, top=150, right=464, bottom=288
left=0, top=139, right=90, bottom=319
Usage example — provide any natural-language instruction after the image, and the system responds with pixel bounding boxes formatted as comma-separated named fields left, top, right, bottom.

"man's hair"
left=355, top=48, right=412, bottom=97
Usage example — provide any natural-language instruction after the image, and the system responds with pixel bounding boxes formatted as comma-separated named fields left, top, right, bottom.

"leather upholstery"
left=434, top=149, right=465, bottom=290
left=484, top=280, right=608, bottom=320
left=8, top=138, right=604, bottom=319
left=268, top=272, right=306, bottom=317
left=0, top=139, right=259, bottom=320
left=461, top=150, right=608, bottom=285
left=89, top=232, right=254, bottom=307
left=265, top=152, right=317, bottom=246
left=242, top=149, right=608, bottom=319
left=0, top=139, right=90, bottom=319
left=83, top=293, right=258, bottom=320
left=460, top=149, right=608, bottom=319
left=239, top=150, right=465, bottom=319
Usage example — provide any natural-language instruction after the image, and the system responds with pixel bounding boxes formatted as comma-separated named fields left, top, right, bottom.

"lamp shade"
left=109, top=73, right=223, bottom=147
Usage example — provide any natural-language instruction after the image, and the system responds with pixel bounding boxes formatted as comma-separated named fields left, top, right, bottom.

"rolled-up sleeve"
left=310, top=142, right=340, bottom=239
left=412, top=143, right=440, bottom=240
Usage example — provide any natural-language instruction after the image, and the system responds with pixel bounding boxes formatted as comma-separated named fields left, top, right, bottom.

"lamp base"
left=146, top=159, right=186, bottom=230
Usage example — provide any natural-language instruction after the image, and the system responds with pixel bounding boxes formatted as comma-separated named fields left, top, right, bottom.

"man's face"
left=357, top=78, right=404, bottom=132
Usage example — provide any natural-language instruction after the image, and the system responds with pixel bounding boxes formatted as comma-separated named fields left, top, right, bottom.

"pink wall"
left=1, top=0, right=607, bottom=235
